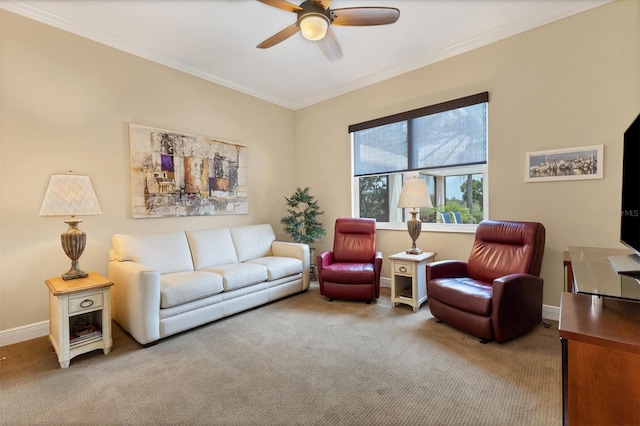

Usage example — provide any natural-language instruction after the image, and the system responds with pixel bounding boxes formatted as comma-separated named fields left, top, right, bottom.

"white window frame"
left=351, top=165, right=488, bottom=234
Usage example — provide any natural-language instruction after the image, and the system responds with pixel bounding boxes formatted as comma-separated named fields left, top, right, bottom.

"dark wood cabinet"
left=559, top=293, right=640, bottom=425
left=559, top=247, right=640, bottom=426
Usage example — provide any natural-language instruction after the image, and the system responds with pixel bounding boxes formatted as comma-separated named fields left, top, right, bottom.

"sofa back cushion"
left=230, top=224, right=275, bottom=263
left=186, top=228, right=239, bottom=270
left=111, top=231, right=194, bottom=274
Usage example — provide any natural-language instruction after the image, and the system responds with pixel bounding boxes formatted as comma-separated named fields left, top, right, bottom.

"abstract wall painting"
left=525, top=144, right=603, bottom=182
left=129, top=124, right=248, bottom=218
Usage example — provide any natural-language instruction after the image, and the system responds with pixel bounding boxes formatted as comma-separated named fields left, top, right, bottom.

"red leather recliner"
left=426, top=220, right=546, bottom=343
left=317, top=218, right=383, bottom=303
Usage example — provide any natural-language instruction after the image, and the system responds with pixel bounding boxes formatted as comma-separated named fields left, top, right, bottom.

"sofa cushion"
left=160, top=271, right=224, bottom=309
left=112, top=231, right=194, bottom=274
left=246, top=256, right=302, bottom=281
left=230, top=224, right=275, bottom=263
left=186, top=228, right=239, bottom=270
left=427, top=277, right=492, bottom=316
left=202, top=263, right=268, bottom=291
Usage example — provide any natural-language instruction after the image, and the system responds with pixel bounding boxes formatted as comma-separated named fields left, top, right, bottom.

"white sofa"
left=108, top=224, right=309, bottom=345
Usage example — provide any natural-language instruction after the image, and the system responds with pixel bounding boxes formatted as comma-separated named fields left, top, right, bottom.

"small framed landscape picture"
left=525, top=144, right=603, bottom=182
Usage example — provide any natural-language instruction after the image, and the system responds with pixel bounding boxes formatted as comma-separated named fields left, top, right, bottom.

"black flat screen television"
left=608, top=113, right=640, bottom=274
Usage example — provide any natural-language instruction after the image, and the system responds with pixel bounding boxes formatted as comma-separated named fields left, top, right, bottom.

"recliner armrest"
left=492, top=273, right=543, bottom=306
left=426, top=260, right=468, bottom=281
left=316, top=250, right=334, bottom=290
left=373, top=251, right=384, bottom=297
left=317, top=250, right=334, bottom=267
left=491, top=273, right=544, bottom=342
left=492, top=273, right=543, bottom=295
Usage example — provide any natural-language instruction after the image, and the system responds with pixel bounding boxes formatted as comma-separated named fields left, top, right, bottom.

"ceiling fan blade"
left=257, top=23, right=299, bottom=49
left=316, top=0, right=332, bottom=9
left=331, top=7, right=400, bottom=26
left=257, top=0, right=302, bottom=13
left=317, top=27, right=343, bottom=62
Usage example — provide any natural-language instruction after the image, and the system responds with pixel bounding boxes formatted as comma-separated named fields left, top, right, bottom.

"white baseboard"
left=0, top=321, right=49, bottom=347
left=381, top=276, right=560, bottom=321
left=542, top=304, right=560, bottom=322
left=0, top=295, right=560, bottom=346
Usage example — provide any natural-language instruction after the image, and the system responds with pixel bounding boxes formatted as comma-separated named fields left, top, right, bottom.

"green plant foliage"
left=359, top=175, right=389, bottom=222
left=460, top=176, right=484, bottom=223
left=436, top=201, right=468, bottom=223
left=281, top=187, right=327, bottom=244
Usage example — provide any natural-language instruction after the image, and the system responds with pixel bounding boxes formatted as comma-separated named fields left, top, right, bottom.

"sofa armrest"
left=426, top=260, right=468, bottom=281
left=108, top=260, right=162, bottom=345
left=272, top=241, right=310, bottom=290
left=491, top=273, right=544, bottom=342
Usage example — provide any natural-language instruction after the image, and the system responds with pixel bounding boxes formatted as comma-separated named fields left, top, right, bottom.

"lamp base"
left=405, top=248, right=423, bottom=255
left=405, top=210, right=423, bottom=255
left=62, top=268, right=89, bottom=281
left=61, top=217, right=88, bottom=280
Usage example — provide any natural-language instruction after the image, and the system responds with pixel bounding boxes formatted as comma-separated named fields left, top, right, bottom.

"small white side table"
left=45, top=272, right=113, bottom=368
left=389, top=251, right=436, bottom=312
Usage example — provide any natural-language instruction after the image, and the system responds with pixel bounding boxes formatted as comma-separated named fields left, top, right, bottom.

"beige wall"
left=294, top=0, right=639, bottom=307
left=1, top=1, right=638, bottom=336
left=0, top=11, right=296, bottom=331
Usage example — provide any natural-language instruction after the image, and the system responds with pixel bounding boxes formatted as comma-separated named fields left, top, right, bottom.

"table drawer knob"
left=69, top=293, right=103, bottom=313
left=399, top=266, right=407, bottom=273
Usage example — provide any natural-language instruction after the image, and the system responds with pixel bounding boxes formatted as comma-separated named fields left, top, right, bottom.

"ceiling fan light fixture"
left=299, top=13, right=329, bottom=41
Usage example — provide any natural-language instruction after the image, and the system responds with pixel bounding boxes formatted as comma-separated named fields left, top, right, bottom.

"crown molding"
left=291, top=0, right=612, bottom=109
left=0, top=0, right=293, bottom=107
left=1, top=0, right=611, bottom=111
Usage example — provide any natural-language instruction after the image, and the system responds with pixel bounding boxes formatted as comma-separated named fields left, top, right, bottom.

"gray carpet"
left=0, top=284, right=561, bottom=425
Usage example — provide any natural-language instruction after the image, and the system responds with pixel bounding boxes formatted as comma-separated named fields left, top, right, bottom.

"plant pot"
left=309, top=247, right=317, bottom=281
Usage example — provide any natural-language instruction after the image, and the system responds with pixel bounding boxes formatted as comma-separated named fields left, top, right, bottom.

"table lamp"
left=397, top=177, right=432, bottom=254
left=39, top=172, right=102, bottom=280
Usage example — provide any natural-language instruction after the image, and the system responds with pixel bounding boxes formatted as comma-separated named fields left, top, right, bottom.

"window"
left=350, top=93, right=488, bottom=229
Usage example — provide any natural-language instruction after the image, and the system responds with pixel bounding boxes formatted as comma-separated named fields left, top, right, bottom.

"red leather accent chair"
left=317, top=218, right=383, bottom=303
left=426, top=220, right=546, bottom=343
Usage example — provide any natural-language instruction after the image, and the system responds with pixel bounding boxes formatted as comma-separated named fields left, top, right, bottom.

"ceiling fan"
left=256, top=0, right=400, bottom=62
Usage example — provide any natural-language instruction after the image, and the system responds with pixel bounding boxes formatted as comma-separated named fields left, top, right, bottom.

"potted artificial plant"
left=281, top=187, right=326, bottom=278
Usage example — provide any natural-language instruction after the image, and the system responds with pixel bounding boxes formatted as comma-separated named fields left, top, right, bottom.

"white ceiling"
left=2, top=0, right=610, bottom=110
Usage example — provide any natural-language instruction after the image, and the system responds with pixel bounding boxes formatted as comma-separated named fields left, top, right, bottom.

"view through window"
left=350, top=93, right=488, bottom=227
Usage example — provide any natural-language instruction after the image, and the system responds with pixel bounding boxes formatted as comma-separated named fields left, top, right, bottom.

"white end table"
left=389, top=251, right=436, bottom=312
left=45, top=272, right=113, bottom=368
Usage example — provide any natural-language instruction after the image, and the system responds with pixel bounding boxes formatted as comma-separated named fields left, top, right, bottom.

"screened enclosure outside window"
left=350, top=93, right=488, bottom=228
